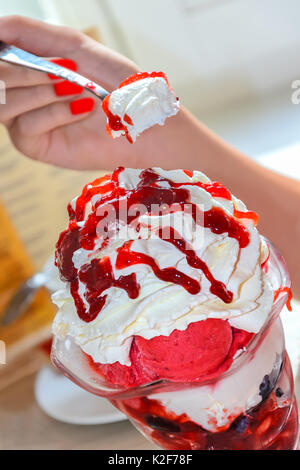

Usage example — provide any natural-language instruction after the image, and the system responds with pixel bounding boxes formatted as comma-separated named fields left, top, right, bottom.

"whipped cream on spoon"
left=0, top=42, right=179, bottom=142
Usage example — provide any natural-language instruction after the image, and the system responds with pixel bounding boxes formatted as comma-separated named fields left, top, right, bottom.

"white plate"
left=34, top=366, right=127, bottom=425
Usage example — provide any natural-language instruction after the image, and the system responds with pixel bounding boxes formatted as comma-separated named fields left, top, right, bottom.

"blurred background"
left=1, top=0, right=300, bottom=160
left=0, top=0, right=299, bottom=450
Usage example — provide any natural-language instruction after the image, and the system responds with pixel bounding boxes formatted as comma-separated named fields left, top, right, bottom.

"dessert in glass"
left=51, top=167, right=299, bottom=450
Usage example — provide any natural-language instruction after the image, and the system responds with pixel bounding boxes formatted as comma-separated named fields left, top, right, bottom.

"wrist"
left=132, top=107, right=196, bottom=170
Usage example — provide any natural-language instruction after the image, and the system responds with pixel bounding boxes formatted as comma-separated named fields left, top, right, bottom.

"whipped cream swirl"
left=52, top=168, right=273, bottom=365
left=102, top=72, right=180, bottom=143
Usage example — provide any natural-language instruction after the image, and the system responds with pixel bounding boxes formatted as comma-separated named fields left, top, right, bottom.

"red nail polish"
left=70, top=98, right=95, bottom=115
left=54, top=81, right=83, bottom=96
left=48, top=58, right=77, bottom=80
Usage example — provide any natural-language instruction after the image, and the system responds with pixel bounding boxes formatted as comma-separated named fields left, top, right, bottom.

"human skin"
left=0, top=15, right=299, bottom=297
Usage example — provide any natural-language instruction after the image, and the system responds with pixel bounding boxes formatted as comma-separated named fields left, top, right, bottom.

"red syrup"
left=102, top=72, right=172, bottom=144
left=116, top=240, right=201, bottom=296
left=110, top=352, right=299, bottom=450
left=173, top=180, right=232, bottom=200
left=274, top=287, right=293, bottom=312
left=233, top=209, right=259, bottom=226
left=56, top=168, right=252, bottom=322
left=71, top=256, right=139, bottom=322
left=55, top=220, right=80, bottom=282
left=118, top=71, right=171, bottom=89
left=261, top=246, right=270, bottom=273
left=102, top=96, right=133, bottom=144
left=124, top=114, right=133, bottom=125
left=86, top=82, right=96, bottom=91
left=116, top=229, right=233, bottom=303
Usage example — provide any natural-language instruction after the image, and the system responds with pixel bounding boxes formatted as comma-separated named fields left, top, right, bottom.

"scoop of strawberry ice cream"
left=88, top=319, right=253, bottom=387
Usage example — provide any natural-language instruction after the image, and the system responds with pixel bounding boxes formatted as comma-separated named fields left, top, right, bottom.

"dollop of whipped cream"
left=52, top=168, right=273, bottom=366
left=102, top=72, right=180, bottom=143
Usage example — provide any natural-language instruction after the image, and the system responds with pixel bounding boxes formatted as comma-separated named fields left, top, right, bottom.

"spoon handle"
left=0, top=41, right=109, bottom=101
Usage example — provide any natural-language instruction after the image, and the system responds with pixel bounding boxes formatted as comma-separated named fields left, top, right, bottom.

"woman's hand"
left=0, top=15, right=144, bottom=170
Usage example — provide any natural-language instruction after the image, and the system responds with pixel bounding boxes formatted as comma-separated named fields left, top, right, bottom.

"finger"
left=0, top=58, right=78, bottom=89
left=0, top=15, right=84, bottom=57
left=0, top=15, right=139, bottom=91
left=10, top=97, right=96, bottom=137
left=0, top=82, right=84, bottom=124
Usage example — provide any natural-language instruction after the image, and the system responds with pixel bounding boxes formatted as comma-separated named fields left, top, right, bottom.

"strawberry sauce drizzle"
left=56, top=168, right=251, bottom=322
left=173, top=180, right=232, bottom=200
left=234, top=209, right=259, bottom=226
left=261, top=247, right=270, bottom=273
left=116, top=240, right=201, bottom=296
left=161, top=227, right=233, bottom=302
left=273, top=287, right=293, bottom=312
left=72, top=257, right=139, bottom=322
left=118, top=71, right=171, bottom=89
left=102, top=96, right=133, bottom=143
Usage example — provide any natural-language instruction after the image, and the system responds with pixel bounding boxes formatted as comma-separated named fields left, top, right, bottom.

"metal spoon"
left=1, top=271, right=49, bottom=327
left=1, top=256, right=63, bottom=327
left=0, top=41, right=110, bottom=101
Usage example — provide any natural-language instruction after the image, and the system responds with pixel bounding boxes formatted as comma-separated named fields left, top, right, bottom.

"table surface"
left=0, top=372, right=156, bottom=450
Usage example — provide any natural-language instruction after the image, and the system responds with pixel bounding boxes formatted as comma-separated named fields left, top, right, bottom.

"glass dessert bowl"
left=51, top=238, right=299, bottom=450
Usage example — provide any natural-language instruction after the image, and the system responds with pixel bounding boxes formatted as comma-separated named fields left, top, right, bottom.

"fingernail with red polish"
left=54, top=81, right=83, bottom=96
left=70, top=98, right=95, bottom=115
left=48, top=58, right=77, bottom=80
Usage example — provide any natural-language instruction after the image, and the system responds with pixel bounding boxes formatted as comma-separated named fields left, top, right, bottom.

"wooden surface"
left=0, top=199, right=55, bottom=363
left=0, top=372, right=155, bottom=450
